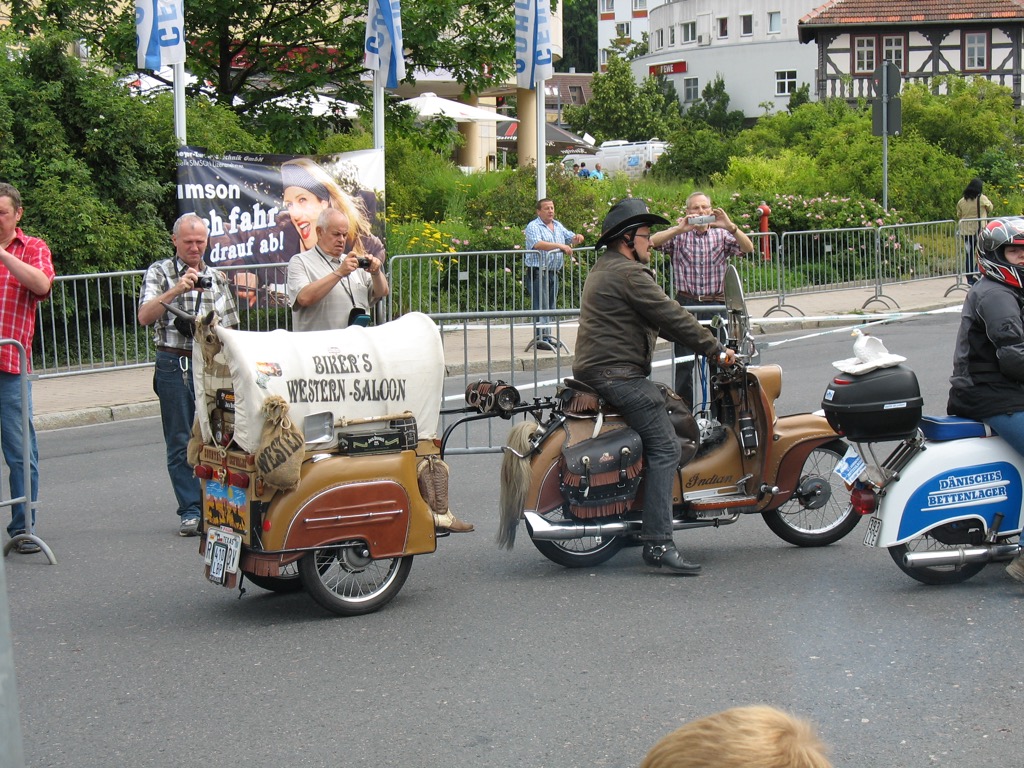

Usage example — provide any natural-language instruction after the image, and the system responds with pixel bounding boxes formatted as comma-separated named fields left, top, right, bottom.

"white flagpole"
left=173, top=61, right=187, bottom=146
left=536, top=84, right=545, bottom=200
left=373, top=70, right=384, bottom=151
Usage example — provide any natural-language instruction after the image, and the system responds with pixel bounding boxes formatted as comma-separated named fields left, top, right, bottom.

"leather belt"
left=575, top=366, right=645, bottom=380
left=677, top=291, right=724, bottom=304
left=157, top=345, right=192, bottom=357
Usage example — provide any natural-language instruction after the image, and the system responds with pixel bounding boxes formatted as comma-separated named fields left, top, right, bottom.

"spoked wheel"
left=298, top=543, right=413, bottom=616
left=530, top=507, right=625, bottom=568
left=887, top=531, right=988, bottom=585
left=244, top=561, right=303, bottom=593
left=762, top=440, right=861, bottom=546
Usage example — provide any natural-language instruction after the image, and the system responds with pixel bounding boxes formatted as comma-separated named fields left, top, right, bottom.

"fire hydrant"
left=756, top=202, right=772, bottom=261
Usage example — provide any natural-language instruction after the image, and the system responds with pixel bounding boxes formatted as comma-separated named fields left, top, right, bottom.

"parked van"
left=595, top=139, right=669, bottom=178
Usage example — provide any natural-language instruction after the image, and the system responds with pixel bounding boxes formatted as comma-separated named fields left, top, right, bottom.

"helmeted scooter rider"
left=947, top=216, right=1024, bottom=582
left=572, top=198, right=736, bottom=575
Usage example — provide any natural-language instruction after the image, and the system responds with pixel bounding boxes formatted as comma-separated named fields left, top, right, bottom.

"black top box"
left=821, top=364, right=923, bottom=442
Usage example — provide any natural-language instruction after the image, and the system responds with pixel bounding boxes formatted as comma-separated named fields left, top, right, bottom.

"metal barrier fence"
left=30, top=220, right=969, bottom=377
left=35, top=262, right=292, bottom=377
left=387, top=247, right=596, bottom=317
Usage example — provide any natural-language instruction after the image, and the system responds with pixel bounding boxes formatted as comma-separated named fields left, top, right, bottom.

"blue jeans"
left=584, top=375, right=681, bottom=541
left=1, top=372, right=39, bottom=537
left=984, top=411, right=1024, bottom=458
left=154, top=352, right=200, bottom=520
left=525, top=266, right=559, bottom=339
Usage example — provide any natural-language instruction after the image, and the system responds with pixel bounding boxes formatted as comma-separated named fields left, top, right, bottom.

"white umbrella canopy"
left=398, top=92, right=516, bottom=124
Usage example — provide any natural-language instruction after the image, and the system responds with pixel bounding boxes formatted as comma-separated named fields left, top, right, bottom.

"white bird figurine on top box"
left=832, top=328, right=907, bottom=374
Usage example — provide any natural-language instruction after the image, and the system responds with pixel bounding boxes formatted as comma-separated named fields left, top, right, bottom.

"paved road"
left=6, top=311, right=1022, bottom=768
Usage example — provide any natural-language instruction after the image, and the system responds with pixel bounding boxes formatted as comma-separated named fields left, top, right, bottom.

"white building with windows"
left=598, top=0, right=817, bottom=118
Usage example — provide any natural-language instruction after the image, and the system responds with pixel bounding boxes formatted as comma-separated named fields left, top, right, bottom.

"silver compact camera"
left=688, top=214, right=716, bottom=226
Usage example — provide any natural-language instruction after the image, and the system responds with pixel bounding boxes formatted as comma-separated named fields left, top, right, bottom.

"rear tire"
left=298, top=543, right=413, bottom=616
left=762, top=440, right=861, bottom=547
left=888, top=534, right=986, bottom=585
left=244, top=561, right=303, bottom=593
left=530, top=507, right=625, bottom=568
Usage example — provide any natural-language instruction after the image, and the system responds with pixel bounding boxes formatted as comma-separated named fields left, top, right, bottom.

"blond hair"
left=280, top=157, right=373, bottom=256
left=640, top=706, right=832, bottom=768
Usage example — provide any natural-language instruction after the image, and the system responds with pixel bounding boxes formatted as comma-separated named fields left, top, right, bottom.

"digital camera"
left=196, top=275, right=214, bottom=290
left=688, top=215, right=716, bottom=226
left=357, top=257, right=372, bottom=269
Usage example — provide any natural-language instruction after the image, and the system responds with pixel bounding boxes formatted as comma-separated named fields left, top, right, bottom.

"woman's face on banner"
left=284, top=185, right=330, bottom=251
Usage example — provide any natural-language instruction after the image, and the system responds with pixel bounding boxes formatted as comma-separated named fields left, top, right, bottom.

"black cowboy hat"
left=595, top=198, right=669, bottom=250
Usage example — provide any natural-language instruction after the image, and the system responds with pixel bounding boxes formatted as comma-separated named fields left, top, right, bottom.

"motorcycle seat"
left=919, top=415, right=992, bottom=442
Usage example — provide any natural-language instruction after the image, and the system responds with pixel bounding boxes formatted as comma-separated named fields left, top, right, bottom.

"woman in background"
left=956, top=177, right=994, bottom=285
left=280, top=157, right=380, bottom=261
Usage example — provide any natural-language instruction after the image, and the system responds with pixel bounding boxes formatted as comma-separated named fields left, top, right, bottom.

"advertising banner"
left=175, top=147, right=385, bottom=306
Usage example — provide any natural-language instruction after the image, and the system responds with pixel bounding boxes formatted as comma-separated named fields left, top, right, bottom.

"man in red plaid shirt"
left=650, top=192, right=753, bottom=407
left=0, top=183, right=55, bottom=554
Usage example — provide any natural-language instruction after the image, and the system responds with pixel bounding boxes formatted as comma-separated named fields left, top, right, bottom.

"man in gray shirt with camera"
left=287, top=208, right=388, bottom=332
left=139, top=213, right=239, bottom=536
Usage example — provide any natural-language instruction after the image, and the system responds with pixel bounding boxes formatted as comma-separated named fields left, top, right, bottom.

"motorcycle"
left=495, top=266, right=861, bottom=567
left=187, top=312, right=500, bottom=616
left=821, top=359, right=1024, bottom=585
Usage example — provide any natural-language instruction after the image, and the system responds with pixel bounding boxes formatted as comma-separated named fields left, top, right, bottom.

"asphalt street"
left=5, top=310, right=1023, bottom=768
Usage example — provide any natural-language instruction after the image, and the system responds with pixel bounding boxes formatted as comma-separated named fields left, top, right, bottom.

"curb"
left=36, top=401, right=161, bottom=432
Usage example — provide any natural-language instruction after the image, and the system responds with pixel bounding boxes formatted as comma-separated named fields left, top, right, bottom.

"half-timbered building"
left=798, top=0, right=1024, bottom=106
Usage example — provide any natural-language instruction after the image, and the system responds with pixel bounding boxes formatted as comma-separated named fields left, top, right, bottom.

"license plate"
left=834, top=444, right=868, bottom=485
left=863, top=516, right=882, bottom=547
left=204, top=526, right=242, bottom=583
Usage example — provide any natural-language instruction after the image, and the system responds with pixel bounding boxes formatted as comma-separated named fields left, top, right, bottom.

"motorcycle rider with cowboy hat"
left=572, top=198, right=736, bottom=574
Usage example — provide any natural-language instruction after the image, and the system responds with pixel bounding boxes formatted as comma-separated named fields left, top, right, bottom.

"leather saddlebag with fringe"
left=560, top=427, right=643, bottom=519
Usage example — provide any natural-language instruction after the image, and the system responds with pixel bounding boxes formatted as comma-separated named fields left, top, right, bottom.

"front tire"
left=530, top=507, right=625, bottom=568
left=762, top=440, right=861, bottom=546
left=888, top=534, right=987, bottom=585
left=298, top=543, right=413, bottom=616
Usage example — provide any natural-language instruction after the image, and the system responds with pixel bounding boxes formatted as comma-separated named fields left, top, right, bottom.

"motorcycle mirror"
left=302, top=411, right=336, bottom=445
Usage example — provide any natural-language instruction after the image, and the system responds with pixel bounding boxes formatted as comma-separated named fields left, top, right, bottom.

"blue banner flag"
left=515, top=0, right=553, bottom=90
left=364, top=0, right=406, bottom=89
left=135, top=0, right=186, bottom=71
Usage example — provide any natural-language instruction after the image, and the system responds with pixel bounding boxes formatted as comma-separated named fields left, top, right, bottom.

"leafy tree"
left=901, top=76, right=1017, bottom=165
left=0, top=29, right=267, bottom=275
left=787, top=83, right=811, bottom=113
left=562, top=53, right=678, bottom=142
left=655, top=125, right=731, bottom=183
left=14, top=0, right=517, bottom=118
left=684, top=76, right=745, bottom=134
left=557, top=0, right=597, bottom=73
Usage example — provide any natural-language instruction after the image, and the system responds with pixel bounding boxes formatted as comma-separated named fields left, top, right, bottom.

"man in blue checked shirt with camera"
left=523, top=197, right=584, bottom=352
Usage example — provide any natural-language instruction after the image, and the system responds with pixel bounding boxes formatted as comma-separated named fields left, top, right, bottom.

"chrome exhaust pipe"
left=524, top=511, right=635, bottom=540
left=903, top=543, right=1020, bottom=569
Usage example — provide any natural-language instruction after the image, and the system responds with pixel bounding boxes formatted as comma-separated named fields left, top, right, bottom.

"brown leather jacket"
left=573, top=250, right=723, bottom=379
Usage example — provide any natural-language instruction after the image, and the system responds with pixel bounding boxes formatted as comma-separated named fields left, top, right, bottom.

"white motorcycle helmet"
left=978, top=217, right=1024, bottom=289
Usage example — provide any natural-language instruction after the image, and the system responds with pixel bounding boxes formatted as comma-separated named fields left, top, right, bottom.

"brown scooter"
left=496, top=266, right=860, bottom=567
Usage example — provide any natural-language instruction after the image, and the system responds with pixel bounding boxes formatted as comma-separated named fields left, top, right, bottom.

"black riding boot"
left=642, top=541, right=702, bottom=575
